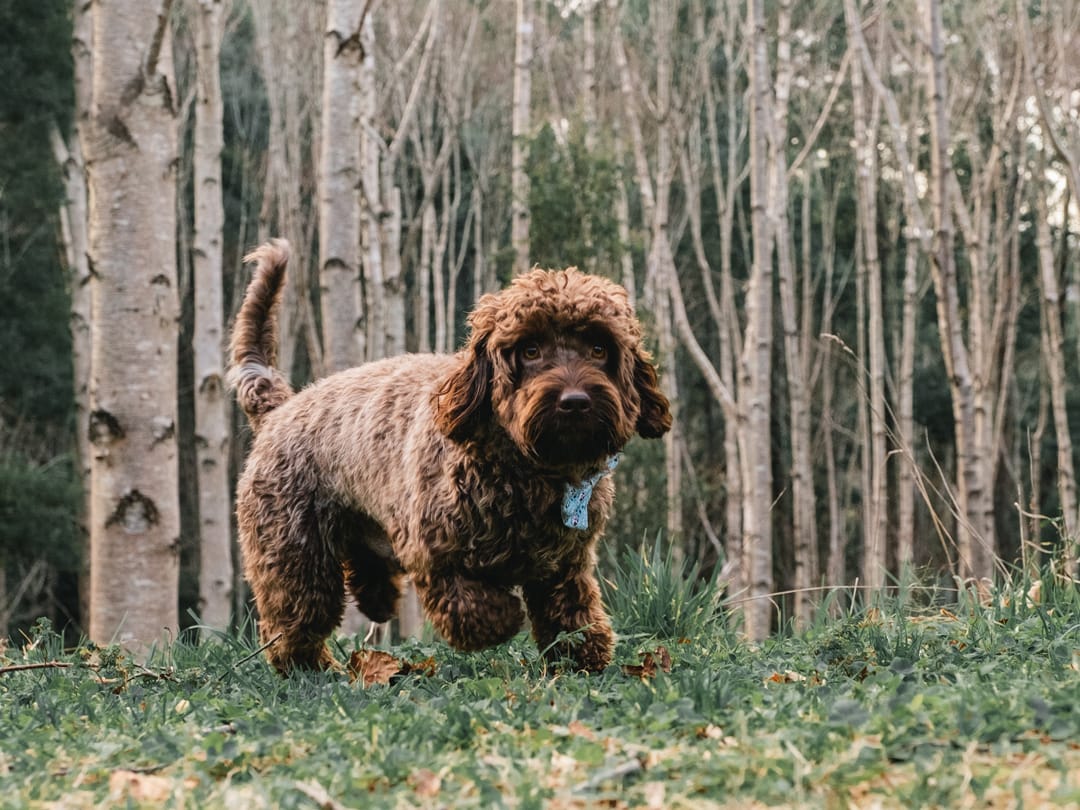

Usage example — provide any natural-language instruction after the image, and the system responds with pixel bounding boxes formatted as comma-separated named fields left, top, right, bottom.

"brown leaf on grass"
left=109, top=770, right=173, bottom=803
left=348, top=650, right=405, bottom=686
left=347, top=650, right=439, bottom=686
left=408, top=768, right=442, bottom=798
left=764, top=673, right=807, bottom=686
left=621, top=646, right=672, bottom=679
left=406, top=656, right=438, bottom=678
left=567, top=720, right=596, bottom=740
left=293, top=780, right=354, bottom=810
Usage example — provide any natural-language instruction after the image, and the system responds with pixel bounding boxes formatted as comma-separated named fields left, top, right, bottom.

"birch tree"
left=81, top=0, right=180, bottom=649
left=51, top=0, right=94, bottom=631
left=741, top=0, right=776, bottom=638
left=844, top=1, right=931, bottom=574
left=192, top=0, right=232, bottom=631
left=925, top=0, right=995, bottom=583
left=844, top=0, right=888, bottom=592
left=1033, top=163, right=1078, bottom=564
left=1018, top=0, right=1080, bottom=573
left=319, top=0, right=367, bottom=372
left=707, top=0, right=747, bottom=584
left=511, top=0, right=533, bottom=276
left=768, top=0, right=819, bottom=624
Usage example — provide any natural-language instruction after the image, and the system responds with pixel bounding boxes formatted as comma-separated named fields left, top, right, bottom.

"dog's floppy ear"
left=434, top=338, right=493, bottom=443
left=633, top=349, right=672, bottom=439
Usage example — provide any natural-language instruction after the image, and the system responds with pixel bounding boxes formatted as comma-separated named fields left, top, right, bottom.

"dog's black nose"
left=558, top=389, right=592, bottom=413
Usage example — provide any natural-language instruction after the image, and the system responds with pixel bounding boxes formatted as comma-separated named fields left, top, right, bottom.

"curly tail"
left=228, top=239, right=294, bottom=432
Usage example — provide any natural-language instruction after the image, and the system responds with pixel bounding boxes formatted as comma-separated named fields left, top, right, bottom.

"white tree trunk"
left=382, top=186, right=406, bottom=357
left=844, top=0, right=888, bottom=593
left=192, top=0, right=232, bottom=632
left=707, top=11, right=745, bottom=586
left=769, top=0, right=817, bottom=626
left=651, top=0, right=681, bottom=543
left=82, top=0, right=180, bottom=652
left=844, top=0, right=930, bottom=578
left=582, top=1, right=596, bottom=152
left=418, top=201, right=437, bottom=352
left=741, top=0, right=775, bottom=640
left=1034, top=177, right=1078, bottom=561
left=60, top=0, right=94, bottom=633
left=319, top=0, right=366, bottom=372
left=360, top=12, right=385, bottom=360
left=924, top=0, right=993, bottom=583
left=613, top=128, right=636, bottom=308
left=51, top=118, right=92, bottom=517
left=815, top=186, right=847, bottom=597
left=511, top=0, right=533, bottom=275
left=897, top=236, right=919, bottom=569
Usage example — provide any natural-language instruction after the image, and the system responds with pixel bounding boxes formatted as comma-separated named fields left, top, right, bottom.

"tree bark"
left=707, top=2, right=745, bottom=587
left=82, top=0, right=180, bottom=651
left=319, top=0, right=366, bottom=372
left=769, top=0, right=818, bottom=626
left=192, top=0, right=233, bottom=631
left=54, top=0, right=94, bottom=634
left=741, top=0, right=775, bottom=640
left=359, top=11, right=385, bottom=360
left=1034, top=168, right=1078, bottom=569
left=511, top=0, right=533, bottom=275
left=582, top=1, right=597, bottom=152
left=897, top=234, right=919, bottom=569
left=924, top=0, right=994, bottom=583
left=844, top=0, right=888, bottom=593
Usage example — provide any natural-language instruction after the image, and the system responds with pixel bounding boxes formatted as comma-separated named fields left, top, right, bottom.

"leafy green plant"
left=601, top=532, right=727, bottom=641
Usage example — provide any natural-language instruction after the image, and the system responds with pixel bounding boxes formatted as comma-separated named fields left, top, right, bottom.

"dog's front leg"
left=413, top=572, right=525, bottom=651
left=523, top=565, right=614, bottom=672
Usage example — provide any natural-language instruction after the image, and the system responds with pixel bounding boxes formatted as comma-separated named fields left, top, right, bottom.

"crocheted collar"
left=561, top=454, right=621, bottom=530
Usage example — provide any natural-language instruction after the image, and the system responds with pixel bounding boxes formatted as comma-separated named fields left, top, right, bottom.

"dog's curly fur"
left=229, top=239, right=671, bottom=674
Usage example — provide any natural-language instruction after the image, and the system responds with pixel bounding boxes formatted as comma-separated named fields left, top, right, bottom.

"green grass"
left=2, top=554, right=1079, bottom=808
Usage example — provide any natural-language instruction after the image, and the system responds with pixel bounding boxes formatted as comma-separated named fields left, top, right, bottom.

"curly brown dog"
left=229, top=239, right=671, bottom=674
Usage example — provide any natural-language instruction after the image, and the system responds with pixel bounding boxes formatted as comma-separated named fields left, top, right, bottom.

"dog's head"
left=435, top=268, right=672, bottom=468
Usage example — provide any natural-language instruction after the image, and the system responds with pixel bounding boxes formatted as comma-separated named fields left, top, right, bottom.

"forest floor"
left=2, top=551, right=1079, bottom=808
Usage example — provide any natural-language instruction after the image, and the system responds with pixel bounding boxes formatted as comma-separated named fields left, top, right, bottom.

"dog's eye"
left=590, top=344, right=608, bottom=361
left=521, top=343, right=541, bottom=361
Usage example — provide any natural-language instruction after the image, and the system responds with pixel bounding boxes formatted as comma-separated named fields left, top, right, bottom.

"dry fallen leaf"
left=109, top=770, right=173, bottom=803
left=407, top=656, right=438, bottom=678
left=643, top=781, right=666, bottom=809
left=567, top=720, right=596, bottom=740
left=765, top=670, right=810, bottom=684
left=408, top=768, right=442, bottom=798
left=348, top=650, right=405, bottom=686
left=347, top=650, right=438, bottom=686
left=621, top=646, right=672, bottom=679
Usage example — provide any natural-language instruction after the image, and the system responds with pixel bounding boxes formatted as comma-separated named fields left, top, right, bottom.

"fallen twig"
left=0, top=660, right=74, bottom=675
left=572, top=757, right=644, bottom=793
left=215, top=632, right=282, bottom=682
left=293, top=779, right=356, bottom=810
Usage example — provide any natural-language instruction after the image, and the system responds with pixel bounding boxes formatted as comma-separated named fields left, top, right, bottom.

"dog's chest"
left=448, top=464, right=609, bottom=580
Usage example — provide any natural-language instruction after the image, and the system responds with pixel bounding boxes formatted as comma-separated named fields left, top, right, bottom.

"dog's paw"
left=266, top=642, right=341, bottom=675
left=570, top=626, right=614, bottom=672
left=541, top=623, right=614, bottom=673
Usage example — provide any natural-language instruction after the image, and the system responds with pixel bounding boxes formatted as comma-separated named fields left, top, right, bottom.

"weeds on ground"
left=1, top=545, right=1079, bottom=808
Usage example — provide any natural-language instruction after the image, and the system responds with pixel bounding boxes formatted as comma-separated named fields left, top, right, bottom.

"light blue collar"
left=561, top=454, right=620, bottom=530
